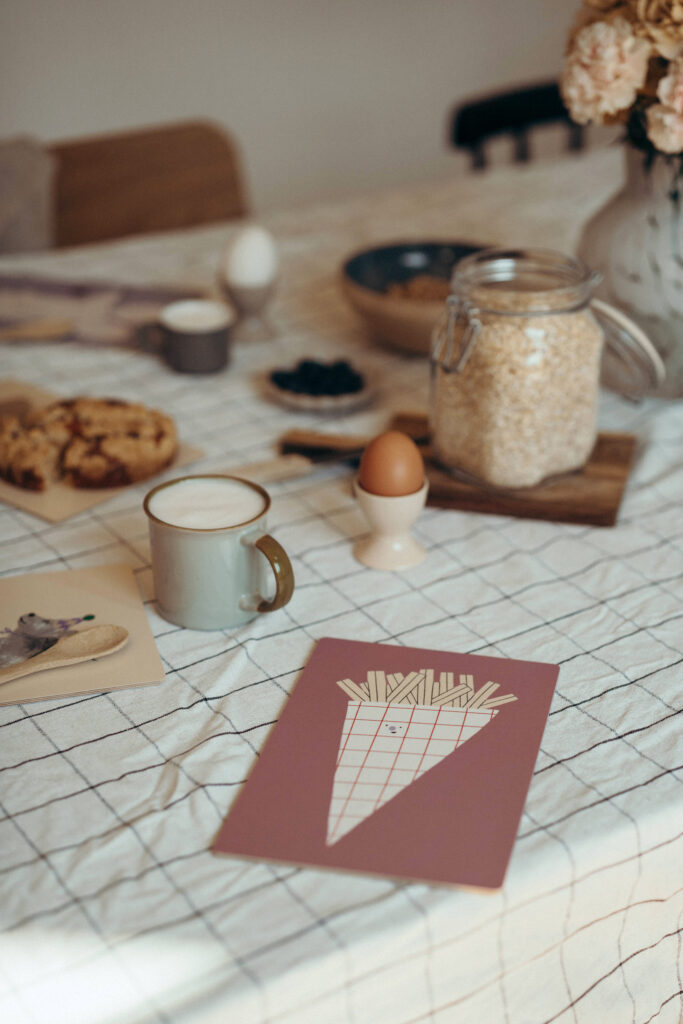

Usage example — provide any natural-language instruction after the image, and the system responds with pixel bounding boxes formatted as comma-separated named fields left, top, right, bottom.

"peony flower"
left=561, top=17, right=652, bottom=123
left=656, top=54, right=683, bottom=108
left=633, top=0, right=683, bottom=59
left=641, top=53, right=683, bottom=150
left=646, top=100, right=683, bottom=148
left=567, top=3, right=633, bottom=45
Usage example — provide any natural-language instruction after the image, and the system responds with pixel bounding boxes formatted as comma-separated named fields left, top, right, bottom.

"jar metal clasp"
left=431, top=294, right=481, bottom=373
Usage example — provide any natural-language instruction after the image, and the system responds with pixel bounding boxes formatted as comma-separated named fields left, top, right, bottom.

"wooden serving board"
left=404, top=413, right=637, bottom=526
left=424, top=432, right=637, bottom=526
left=280, top=416, right=637, bottom=527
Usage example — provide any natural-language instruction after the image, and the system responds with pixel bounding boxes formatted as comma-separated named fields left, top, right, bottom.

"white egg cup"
left=353, top=478, right=428, bottom=571
left=220, top=279, right=277, bottom=342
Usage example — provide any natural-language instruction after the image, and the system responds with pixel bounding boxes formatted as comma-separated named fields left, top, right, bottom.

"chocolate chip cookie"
left=0, top=416, right=62, bottom=490
left=0, top=397, right=177, bottom=490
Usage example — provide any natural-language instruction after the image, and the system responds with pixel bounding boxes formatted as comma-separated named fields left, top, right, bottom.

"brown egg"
left=358, top=431, right=424, bottom=496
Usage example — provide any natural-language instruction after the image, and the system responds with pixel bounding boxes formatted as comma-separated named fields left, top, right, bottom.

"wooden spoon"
left=0, top=317, right=75, bottom=342
left=0, top=624, right=129, bottom=686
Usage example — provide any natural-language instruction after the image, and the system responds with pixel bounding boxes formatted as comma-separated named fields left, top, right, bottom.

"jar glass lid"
left=591, top=299, right=666, bottom=400
left=451, top=247, right=595, bottom=314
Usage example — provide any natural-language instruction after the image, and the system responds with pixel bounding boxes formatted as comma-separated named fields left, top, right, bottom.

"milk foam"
left=149, top=478, right=266, bottom=529
left=160, top=300, right=232, bottom=333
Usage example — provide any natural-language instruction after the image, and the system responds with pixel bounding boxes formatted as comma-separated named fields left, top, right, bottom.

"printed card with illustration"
left=214, top=637, right=559, bottom=889
left=0, top=563, right=164, bottom=705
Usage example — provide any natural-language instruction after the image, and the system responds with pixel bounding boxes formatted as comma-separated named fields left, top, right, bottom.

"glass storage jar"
left=430, top=247, right=659, bottom=489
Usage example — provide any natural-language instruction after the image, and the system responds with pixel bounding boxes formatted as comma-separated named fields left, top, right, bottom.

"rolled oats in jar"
left=430, top=248, right=605, bottom=489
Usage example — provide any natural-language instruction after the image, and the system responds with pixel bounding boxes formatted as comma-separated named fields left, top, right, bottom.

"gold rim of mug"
left=143, top=474, right=271, bottom=533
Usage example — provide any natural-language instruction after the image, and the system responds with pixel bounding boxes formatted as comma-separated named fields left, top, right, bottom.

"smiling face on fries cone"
left=326, top=669, right=517, bottom=846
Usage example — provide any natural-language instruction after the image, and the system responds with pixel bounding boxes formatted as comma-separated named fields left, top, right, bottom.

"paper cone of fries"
left=326, top=669, right=517, bottom=846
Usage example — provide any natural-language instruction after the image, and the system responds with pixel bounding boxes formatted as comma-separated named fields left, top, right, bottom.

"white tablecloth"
left=0, top=148, right=682, bottom=1024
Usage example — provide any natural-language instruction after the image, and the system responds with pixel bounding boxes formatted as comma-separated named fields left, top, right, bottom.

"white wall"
left=0, top=0, right=575, bottom=212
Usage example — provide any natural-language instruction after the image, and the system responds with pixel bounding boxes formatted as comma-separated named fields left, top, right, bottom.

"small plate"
left=263, top=375, right=376, bottom=415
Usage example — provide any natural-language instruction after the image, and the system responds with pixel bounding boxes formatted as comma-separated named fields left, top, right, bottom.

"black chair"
left=450, top=82, right=584, bottom=170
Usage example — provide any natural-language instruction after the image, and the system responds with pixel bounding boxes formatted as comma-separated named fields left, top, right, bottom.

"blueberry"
left=271, top=358, right=364, bottom=396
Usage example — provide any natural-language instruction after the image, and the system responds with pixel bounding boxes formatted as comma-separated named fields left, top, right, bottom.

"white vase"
left=578, top=144, right=683, bottom=398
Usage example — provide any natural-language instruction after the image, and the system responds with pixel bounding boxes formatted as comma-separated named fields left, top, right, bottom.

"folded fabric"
left=0, top=274, right=200, bottom=344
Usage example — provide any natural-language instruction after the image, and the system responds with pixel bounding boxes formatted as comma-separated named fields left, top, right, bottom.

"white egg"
left=222, top=225, right=278, bottom=288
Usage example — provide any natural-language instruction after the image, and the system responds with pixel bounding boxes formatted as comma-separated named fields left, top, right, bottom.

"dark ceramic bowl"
left=341, top=241, right=483, bottom=355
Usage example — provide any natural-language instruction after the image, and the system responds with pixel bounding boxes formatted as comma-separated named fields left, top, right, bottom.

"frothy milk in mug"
left=148, top=477, right=266, bottom=530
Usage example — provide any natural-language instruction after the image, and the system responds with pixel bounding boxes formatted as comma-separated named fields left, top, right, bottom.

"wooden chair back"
left=451, top=82, right=584, bottom=170
left=50, top=120, right=249, bottom=247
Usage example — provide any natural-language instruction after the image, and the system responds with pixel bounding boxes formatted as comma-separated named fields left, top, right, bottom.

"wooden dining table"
left=0, top=145, right=681, bottom=1024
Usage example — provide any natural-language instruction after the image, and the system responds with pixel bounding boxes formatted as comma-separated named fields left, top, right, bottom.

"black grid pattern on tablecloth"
left=0, top=337, right=681, bottom=1024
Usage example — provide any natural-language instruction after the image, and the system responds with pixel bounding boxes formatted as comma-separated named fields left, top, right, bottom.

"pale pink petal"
left=646, top=101, right=683, bottom=151
left=657, top=56, right=683, bottom=112
left=561, top=17, right=651, bottom=125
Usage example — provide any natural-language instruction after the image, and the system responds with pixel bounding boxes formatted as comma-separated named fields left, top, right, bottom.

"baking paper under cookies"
left=0, top=379, right=203, bottom=523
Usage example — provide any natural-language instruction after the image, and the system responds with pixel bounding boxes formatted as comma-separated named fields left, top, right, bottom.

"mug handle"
left=137, top=321, right=163, bottom=353
left=253, top=534, right=295, bottom=613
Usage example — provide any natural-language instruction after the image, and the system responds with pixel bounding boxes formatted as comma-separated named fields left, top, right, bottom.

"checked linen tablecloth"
left=0, top=148, right=681, bottom=1024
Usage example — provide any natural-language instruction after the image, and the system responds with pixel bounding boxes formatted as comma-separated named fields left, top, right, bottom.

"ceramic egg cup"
left=221, top=280, right=277, bottom=342
left=353, top=478, right=428, bottom=571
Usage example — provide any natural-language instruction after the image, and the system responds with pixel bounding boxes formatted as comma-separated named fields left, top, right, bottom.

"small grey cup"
left=140, top=299, right=235, bottom=373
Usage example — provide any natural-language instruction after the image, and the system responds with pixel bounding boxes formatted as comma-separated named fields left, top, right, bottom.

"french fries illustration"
left=327, top=669, right=517, bottom=845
